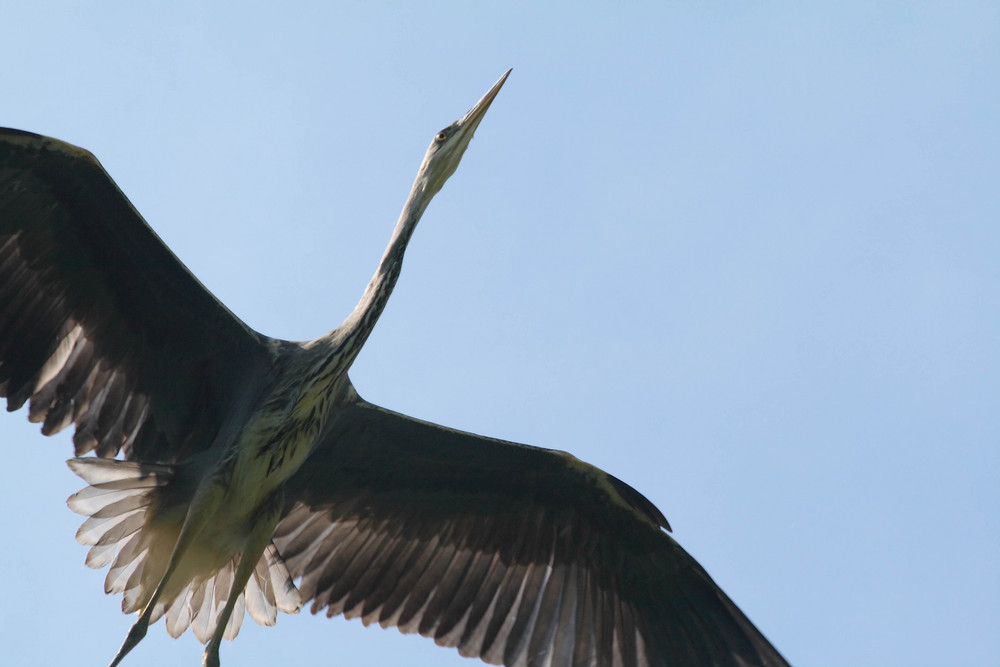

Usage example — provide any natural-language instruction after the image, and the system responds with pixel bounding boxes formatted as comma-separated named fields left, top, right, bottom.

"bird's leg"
left=202, top=494, right=282, bottom=667
left=108, top=480, right=226, bottom=667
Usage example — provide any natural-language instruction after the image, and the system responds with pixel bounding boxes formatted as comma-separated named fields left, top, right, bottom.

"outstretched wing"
left=277, top=385, right=788, bottom=667
left=0, top=129, right=270, bottom=462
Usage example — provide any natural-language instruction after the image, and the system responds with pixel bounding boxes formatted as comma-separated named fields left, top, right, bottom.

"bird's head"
left=414, top=69, right=510, bottom=202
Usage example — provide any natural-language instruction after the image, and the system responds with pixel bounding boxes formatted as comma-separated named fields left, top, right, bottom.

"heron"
left=0, top=70, right=787, bottom=667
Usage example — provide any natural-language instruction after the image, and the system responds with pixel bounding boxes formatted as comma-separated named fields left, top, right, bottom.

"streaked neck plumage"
left=315, top=69, right=511, bottom=377
left=333, top=174, right=435, bottom=370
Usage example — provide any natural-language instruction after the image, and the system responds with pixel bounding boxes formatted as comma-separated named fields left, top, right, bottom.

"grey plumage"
left=0, top=71, right=787, bottom=666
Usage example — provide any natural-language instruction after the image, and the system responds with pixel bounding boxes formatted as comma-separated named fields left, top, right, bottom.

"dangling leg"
left=202, top=495, right=282, bottom=667
left=108, top=480, right=226, bottom=667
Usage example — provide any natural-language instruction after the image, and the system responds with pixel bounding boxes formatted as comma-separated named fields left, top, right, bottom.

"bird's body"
left=0, top=71, right=789, bottom=666
left=66, top=340, right=353, bottom=646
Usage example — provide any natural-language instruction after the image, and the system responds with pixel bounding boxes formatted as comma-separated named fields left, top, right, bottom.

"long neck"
left=330, top=179, right=431, bottom=370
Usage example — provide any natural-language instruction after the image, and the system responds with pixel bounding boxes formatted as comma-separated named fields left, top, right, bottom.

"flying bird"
left=0, top=71, right=787, bottom=667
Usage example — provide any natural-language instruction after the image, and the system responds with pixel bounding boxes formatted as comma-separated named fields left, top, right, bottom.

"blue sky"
left=1, top=2, right=997, bottom=665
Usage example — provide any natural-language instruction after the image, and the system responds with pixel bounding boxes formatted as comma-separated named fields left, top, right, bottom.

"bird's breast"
left=229, top=369, right=340, bottom=507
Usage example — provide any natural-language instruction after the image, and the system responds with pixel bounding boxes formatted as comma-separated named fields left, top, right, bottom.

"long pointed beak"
left=455, top=69, right=512, bottom=137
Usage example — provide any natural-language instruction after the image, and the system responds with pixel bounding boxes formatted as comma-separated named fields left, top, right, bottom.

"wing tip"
left=0, top=127, right=101, bottom=166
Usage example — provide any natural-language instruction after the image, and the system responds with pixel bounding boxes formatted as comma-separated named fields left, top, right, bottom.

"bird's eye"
left=435, top=131, right=448, bottom=143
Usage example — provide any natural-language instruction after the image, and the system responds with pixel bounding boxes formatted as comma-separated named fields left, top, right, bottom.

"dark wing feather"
left=0, top=128, right=269, bottom=462
left=277, top=387, right=788, bottom=667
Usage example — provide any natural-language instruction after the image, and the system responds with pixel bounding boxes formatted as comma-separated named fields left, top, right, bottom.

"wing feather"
left=276, top=391, right=788, bottom=666
left=0, top=128, right=270, bottom=462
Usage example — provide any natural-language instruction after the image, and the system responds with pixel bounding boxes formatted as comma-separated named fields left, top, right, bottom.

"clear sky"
left=1, top=2, right=997, bottom=666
